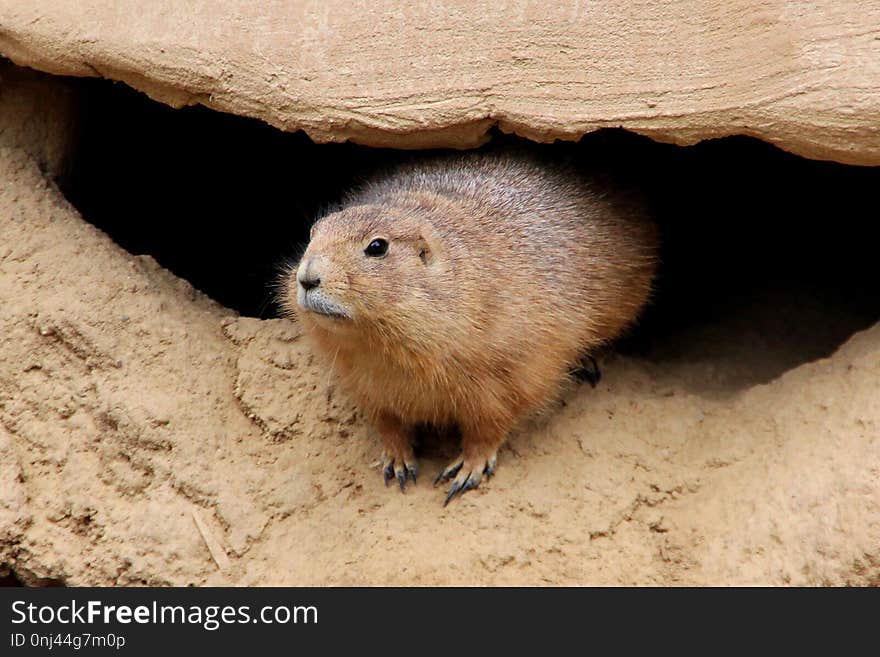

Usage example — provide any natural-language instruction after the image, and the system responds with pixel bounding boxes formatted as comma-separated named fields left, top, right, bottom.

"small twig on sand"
left=191, top=508, right=231, bottom=572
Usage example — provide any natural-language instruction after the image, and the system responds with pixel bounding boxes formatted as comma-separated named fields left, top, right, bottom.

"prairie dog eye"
left=364, top=238, right=389, bottom=257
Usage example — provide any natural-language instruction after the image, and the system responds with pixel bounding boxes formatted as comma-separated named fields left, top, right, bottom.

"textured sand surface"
left=0, top=53, right=878, bottom=586
left=1, top=1, right=879, bottom=164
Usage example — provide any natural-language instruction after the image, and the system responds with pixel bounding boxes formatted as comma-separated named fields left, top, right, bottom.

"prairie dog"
left=281, top=149, right=658, bottom=504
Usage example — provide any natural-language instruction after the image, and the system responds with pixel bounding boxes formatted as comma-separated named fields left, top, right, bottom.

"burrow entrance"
left=59, top=78, right=880, bottom=396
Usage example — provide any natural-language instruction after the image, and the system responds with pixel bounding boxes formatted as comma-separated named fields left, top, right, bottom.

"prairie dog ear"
left=412, top=236, right=432, bottom=265
left=415, top=224, right=444, bottom=265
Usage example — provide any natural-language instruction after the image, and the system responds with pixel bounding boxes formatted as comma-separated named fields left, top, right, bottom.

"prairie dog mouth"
left=297, top=288, right=351, bottom=320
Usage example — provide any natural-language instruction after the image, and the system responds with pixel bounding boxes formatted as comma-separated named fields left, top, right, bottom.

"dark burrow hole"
left=58, top=79, right=880, bottom=394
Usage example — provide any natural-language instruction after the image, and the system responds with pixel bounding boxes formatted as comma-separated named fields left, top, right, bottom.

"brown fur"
left=280, top=149, right=658, bottom=503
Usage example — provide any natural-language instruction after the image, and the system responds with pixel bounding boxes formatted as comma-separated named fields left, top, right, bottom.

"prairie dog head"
left=282, top=204, right=446, bottom=335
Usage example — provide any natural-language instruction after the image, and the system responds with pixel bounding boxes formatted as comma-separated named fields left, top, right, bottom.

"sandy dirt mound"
left=1, top=134, right=878, bottom=585
left=2, top=1, right=879, bottom=164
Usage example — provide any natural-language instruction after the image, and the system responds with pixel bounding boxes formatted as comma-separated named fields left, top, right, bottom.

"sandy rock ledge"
left=1, top=1, right=879, bottom=164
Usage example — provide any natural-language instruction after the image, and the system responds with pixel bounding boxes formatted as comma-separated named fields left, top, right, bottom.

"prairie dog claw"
left=435, top=453, right=498, bottom=505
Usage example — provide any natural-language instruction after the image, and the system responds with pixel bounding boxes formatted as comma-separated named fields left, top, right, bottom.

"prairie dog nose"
left=298, top=272, right=320, bottom=291
left=297, top=258, right=321, bottom=291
